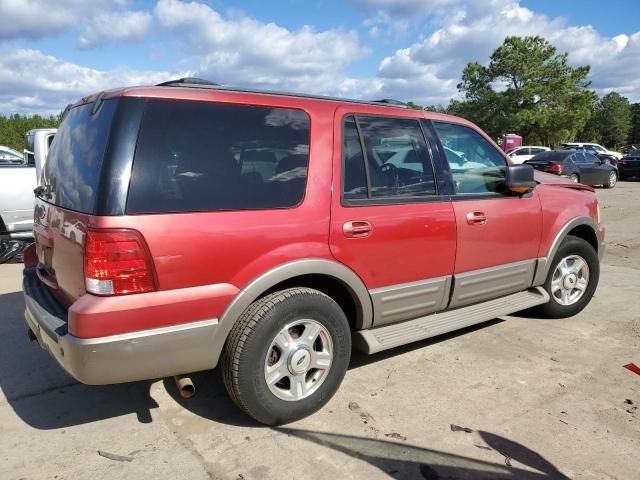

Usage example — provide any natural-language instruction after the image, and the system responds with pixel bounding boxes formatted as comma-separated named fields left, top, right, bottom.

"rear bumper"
left=23, top=267, right=222, bottom=384
left=619, top=165, right=640, bottom=177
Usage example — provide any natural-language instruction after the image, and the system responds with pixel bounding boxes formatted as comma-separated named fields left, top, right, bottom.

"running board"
left=353, top=287, right=549, bottom=354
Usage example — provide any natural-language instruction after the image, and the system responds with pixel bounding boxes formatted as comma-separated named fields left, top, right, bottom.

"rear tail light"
left=84, top=229, right=156, bottom=296
left=544, top=164, right=563, bottom=174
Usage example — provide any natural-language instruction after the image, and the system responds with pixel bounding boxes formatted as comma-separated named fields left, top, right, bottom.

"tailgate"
left=33, top=198, right=89, bottom=306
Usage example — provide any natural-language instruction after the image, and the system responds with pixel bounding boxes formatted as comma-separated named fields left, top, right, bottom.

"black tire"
left=222, top=287, right=351, bottom=425
left=538, top=235, right=599, bottom=319
left=604, top=170, right=617, bottom=189
left=569, top=173, right=579, bottom=183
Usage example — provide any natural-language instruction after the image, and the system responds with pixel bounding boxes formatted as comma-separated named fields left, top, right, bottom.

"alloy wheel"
left=550, top=255, right=590, bottom=306
left=264, top=319, right=333, bottom=401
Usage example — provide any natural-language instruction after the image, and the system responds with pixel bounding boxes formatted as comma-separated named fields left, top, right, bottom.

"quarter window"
left=433, top=122, right=507, bottom=195
left=342, top=115, right=436, bottom=203
left=127, top=101, right=310, bottom=213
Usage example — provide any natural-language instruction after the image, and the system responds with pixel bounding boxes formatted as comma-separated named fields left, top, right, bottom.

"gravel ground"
left=0, top=180, right=638, bottom=480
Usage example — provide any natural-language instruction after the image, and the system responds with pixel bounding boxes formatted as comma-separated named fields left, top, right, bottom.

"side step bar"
left=353, top=287, right=549, bottom=354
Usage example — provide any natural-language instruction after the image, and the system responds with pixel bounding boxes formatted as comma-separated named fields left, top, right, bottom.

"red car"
left=23, top=78, right=605, bottom=424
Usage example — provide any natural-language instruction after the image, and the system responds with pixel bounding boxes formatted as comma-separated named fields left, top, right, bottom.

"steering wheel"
left=380, top=163, right=400, bottom=189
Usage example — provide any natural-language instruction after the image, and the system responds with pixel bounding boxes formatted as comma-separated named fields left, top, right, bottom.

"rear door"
left=329, top=108, right=456, bottom=327
left=585, top=152, right=612, bottom=184
left=573, top=152, right=596, bottom=183
left=430, top=121, right=542, bottom=308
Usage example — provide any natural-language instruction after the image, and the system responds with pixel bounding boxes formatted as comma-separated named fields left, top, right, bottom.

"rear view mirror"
left=505, top=164, right=536, bottom=195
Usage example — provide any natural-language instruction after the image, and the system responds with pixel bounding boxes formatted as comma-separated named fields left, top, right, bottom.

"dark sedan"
left=525, top=150, right=618, bottom=188
left=618, top=149, right=640, bottom=180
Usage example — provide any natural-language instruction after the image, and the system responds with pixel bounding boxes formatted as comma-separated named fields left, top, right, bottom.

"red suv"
left=23, top=78, right=605, bottom=425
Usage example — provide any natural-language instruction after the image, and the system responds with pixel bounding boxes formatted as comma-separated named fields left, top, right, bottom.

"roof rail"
left=154, top=79, right=409, bottom=109
left=156, top=77, right=219, bottom=87
left=373, top=99, right=407, bottom=107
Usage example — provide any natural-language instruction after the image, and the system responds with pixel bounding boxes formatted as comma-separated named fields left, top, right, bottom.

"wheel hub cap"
left=264, top=319, right=333, bottom=402
left=563, top=273, right=577, bottom=289
left=551, top=254, right=589, bottom=306
left=288, top=347, right=311, bottom=374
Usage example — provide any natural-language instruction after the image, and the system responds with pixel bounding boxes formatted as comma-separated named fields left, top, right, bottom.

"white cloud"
left=0, top=0, right=124, bottom=40
left=0, top=0, right=638, bottom=115
left=0, top=48, right=182, bottom=114
left=367, top=1, right=640, bottom=104
left=78, top=10, right=153, bottom=49
left=154, top=0, right=368, bottom=94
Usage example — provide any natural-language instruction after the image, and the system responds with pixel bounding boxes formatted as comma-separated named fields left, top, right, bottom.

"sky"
left=0, top=0, right=639, bottom=115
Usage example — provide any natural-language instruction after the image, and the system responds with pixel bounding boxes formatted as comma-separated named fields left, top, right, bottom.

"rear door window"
left=40, top=99, right=118, bottom=212
left=127, top=100, right=310, bottom=213
left=341, top=115, right=437, bottom=203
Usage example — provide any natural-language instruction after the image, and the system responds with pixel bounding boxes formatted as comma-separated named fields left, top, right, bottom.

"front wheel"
left=538, top=235, right=599, bottom=319
left=222, top=287, right=351, bottom=425
left=604, top=170, right=617, bottom=188
left=569, top=173, right=579, bottom=183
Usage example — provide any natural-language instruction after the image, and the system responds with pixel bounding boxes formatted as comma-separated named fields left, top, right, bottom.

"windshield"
left=39, top=100, right=118, bottom=212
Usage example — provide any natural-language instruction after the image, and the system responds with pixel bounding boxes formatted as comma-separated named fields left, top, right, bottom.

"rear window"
left=126, top=100, right=310, bottom=214
left=40, top=100, right=117, bottom=212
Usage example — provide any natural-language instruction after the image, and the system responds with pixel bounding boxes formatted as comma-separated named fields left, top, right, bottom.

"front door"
left=430, top=121, right=543, bottom=308
left=329, top=108, right=456, bottom=326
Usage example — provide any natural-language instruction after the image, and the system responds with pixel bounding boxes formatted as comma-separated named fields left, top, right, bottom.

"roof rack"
left=373, top=99, right=406, bottom=106
left=154, top=78, right=408, bottom=109
left=156, top=77, right=219, bottom=87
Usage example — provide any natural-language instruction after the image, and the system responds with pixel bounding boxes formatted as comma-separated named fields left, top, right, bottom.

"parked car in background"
left=561, top=142, right=622, bottom=160
left=526, top=150, right=618, bottom=188
left=0, top=146, right=24, bottom=165
left=618, top=149, right=640, bottom=180
left=560, top=145, right=618, bottom=166
left=24, top=128, right=57, bottom=183
left=0, top=128, right=56, bottom=262
left=507, top=146, right=550, bottom=164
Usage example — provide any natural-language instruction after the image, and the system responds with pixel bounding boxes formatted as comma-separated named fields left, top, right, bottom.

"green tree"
left=578, top=92, right=633, bottom=149
left=453, top=36, right=595, bottom=146
left=590, top=92, right=632, bottom=149
left=629, top=103, right=640, bottom=146
left=405, top=101, right=447, bottom=113
left=0, top=113, right=60, bottom=151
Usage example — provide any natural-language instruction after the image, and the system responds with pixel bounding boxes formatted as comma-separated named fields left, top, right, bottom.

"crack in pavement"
left=0, top=380, right=80, bottom=405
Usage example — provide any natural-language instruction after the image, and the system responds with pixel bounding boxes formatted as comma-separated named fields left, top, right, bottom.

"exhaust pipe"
left=174, top=374, right=195, bottom=399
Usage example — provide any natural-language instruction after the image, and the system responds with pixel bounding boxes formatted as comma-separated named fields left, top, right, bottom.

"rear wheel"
left=569, top=173, right=579, bottom=183
left=538, top=236, right=599, bottom=318
left=222, top=287, right=351, bottom=425
left=604, top=170, right=617, bottom=188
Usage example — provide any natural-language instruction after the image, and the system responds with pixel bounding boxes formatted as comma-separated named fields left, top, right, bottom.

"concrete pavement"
left=1, top=183, right=639, bottom=480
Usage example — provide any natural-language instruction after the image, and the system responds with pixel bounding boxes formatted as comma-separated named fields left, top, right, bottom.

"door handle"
left=466, top=211, right=487, bottom=225
left=343, top=221, right=372, bottom=238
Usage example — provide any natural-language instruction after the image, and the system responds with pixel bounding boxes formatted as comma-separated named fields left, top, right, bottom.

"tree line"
left=0, top=113, right=59, bottom=151
left=408, top=36, right=640, bottom=150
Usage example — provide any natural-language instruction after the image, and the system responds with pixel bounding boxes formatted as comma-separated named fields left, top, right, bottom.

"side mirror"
left=505, top=164, right=536, bottom=195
